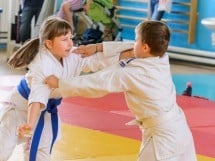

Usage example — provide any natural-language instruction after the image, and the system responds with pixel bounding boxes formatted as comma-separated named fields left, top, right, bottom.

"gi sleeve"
left=58, top=65, right=130, bottom=98
left=103, top=41, right=134, bottom=57
left=78, top=41, right=134, bottom=73
left=27, top=54, right=52, bottom=106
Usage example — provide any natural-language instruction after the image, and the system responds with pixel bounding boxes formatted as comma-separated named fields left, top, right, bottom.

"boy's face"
left=134, top=34, right=148, bottom=58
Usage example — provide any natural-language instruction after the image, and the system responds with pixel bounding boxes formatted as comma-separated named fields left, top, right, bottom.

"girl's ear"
left=45, top=40, right=53, bottom=50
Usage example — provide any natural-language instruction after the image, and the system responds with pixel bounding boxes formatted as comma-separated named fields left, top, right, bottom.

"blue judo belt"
left=17, top=78, right=62, bottom=161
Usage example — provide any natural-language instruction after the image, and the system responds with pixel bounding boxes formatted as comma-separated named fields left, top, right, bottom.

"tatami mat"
left=1, top=75, right=215, bottom=161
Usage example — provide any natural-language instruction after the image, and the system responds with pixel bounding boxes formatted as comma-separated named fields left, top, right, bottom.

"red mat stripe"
left=59, top=94, right=215, bottom=158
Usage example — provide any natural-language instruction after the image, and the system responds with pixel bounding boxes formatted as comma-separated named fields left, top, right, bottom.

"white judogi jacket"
left=58, top=54, right=196, bottom=161
left=1, top=41, right=134, bottom=110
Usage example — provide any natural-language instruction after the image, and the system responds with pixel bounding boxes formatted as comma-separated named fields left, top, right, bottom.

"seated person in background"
left=57, top=0, right=91, bottom=32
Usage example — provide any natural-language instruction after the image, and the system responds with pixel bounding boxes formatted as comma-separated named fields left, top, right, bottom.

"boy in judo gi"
left=45, top=21, right=197, bottom=161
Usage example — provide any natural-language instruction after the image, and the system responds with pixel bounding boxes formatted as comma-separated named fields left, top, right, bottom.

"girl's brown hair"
left=8, top=16, right=73, bottom=68
left=135, top=20, right=170, bottom=57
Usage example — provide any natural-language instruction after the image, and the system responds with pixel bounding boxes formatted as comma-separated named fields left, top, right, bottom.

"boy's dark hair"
left=136, top=21, right=170, bottom=57
left=8, top=16, right=73, bottom=68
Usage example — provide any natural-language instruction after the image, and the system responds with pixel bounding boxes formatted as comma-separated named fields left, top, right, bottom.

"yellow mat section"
left=8, top=124, right=215, bottom=161
left=197, top=155, right=215, bottom=161
left=56, top=155, right=138, bottom=161
left=52, top=124, right=215, bottom=161
left=52, top=124, right=140, bottom=160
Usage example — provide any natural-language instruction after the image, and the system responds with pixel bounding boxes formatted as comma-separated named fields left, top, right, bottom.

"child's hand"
left=45, top=75, right=59, bottom=88
left=17, top=123, right=32, bottom=138
left=73, top=44, right=97, bottom=57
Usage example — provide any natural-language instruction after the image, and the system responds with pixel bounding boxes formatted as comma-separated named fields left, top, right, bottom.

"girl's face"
left=46, top=31, right=73, bottom=61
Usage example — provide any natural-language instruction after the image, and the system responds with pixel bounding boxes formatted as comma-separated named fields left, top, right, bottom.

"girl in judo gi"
left=45, top=21, right=197, bottom=161
left=0, top=15, right=133, bottom=161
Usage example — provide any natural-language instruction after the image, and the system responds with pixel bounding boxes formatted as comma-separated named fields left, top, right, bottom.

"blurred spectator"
left=57, top=0, right=91, bottom=34
left=20, top=0, right=44, bottom=43
left=58, top=0, right=83, bottom=29
left=150, top=0, right=172, bottom=20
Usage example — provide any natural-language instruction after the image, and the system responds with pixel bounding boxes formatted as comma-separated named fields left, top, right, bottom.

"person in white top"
left=0, top=15, right=133, bottom=161
left=45, top=21, right=197, bottom=161
left=57, top=0, right=92, bottom=34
